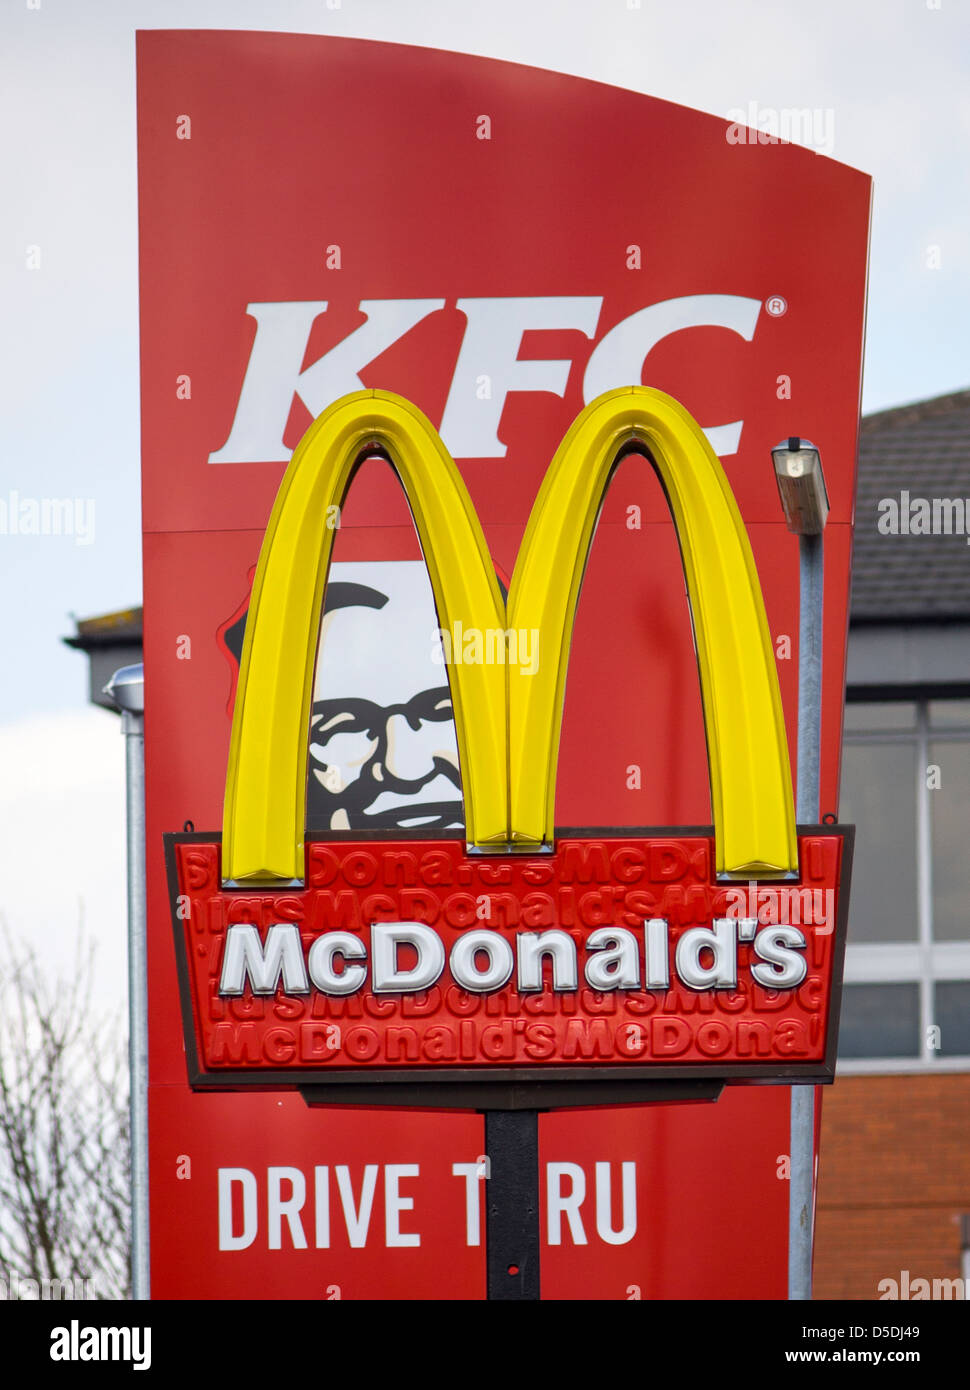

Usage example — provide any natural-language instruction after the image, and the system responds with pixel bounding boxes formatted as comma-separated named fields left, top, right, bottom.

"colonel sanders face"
left=222, top=562, right=465, bottom=832
left=305, top=563, right=463, bottom=832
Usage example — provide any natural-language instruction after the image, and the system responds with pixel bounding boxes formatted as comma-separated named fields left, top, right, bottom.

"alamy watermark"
left=877, top=491, right=970, bottom=542
left=724, top=881, right=834, bottom=930
left=0, top=491, right=95, bottom=545
left=0, top=1271, right=97, bottom=1300
left=50, top=1320, right=151, bottom=1370
left=725, top=102, right=835, bottom=157
left=878, top=1269, right=966, bottom=1300
left=432, top=622, right=539, bottom=675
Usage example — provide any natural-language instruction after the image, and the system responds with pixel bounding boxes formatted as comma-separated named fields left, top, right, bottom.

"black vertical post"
left=485, top=1109, right=540, bottom=1300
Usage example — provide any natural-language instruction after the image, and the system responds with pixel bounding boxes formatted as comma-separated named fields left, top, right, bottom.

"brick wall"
left=814, top=1073, right=970, bottom=1299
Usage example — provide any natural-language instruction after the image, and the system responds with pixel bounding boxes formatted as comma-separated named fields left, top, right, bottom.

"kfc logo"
left=208, top=294, right=763, bottom=465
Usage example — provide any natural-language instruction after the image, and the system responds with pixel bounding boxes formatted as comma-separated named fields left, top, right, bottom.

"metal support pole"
left=122, top=707, right=150, bottom=1300
left=485, top=1110, right=540, bottom=1300
left=789, top=530, right=823, bottom=1301
left=796, top=534, right=824, bottom=838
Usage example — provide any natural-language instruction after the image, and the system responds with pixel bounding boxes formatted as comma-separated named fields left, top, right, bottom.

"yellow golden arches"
left=507, top=386, right=797, bottom=877
left=222, top=390, right=508, bottom=885
left=222, top=385, right=797, bottom=887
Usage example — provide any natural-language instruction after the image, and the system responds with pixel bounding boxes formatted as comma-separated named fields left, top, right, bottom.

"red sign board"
left=170, top=832, right=850, bottom=1087
left=138, top=30, right=869, bottom=1298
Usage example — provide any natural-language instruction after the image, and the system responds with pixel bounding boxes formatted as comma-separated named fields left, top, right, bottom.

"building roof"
left=63, top=606, right=143, bottom=650
left=63, top=606, right=144, bottom=712
left=852, top=388, right=970, bottom=624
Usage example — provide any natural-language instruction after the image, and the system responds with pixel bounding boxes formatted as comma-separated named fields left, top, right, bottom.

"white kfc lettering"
left=208, top=299, right=444, bottom=463
left=439, top=296, right=602, bottom=456
left=207, top=294, right=761, bottom=466
left=583, top=294, right=761, bottom=457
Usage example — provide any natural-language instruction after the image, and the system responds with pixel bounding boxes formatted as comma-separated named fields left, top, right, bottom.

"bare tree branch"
left=0, top=916, right=130, bottom=1299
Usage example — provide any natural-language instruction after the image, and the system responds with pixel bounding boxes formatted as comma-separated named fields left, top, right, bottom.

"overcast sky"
left=1, top=0, right=967, bottom=1003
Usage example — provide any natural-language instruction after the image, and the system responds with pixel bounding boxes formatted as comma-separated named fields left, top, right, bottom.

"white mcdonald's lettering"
left=207, top=294, right=761, bottom=464
left=217, top=920, right=809, bottom=998
left=219, top=923, right=309, bottom=996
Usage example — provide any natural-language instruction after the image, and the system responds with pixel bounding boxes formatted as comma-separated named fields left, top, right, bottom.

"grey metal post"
left=105, top=666, right=150, bottom=1300
left=771, top=438, right=829, bottom=1303
left=790, top=531, right=823, bottom=1301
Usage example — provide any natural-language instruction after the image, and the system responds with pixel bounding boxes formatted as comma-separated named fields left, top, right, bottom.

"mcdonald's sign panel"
left=166, top=388, right=851, bottom=1091
left=138, top=32, right=869, bottom=1298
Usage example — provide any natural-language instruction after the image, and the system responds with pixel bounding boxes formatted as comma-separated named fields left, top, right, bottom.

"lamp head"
left=103, top=663, right=144, bottom=714
left=772, top=437, right=829, bottom=535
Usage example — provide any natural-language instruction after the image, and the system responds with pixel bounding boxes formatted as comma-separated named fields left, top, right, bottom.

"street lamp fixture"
left=103, top=663, right=144, bottom=715
left=772, top=436, right=829, bottom=535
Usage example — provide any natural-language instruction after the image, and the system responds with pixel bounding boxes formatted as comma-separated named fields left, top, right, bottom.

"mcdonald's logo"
left=167, top=387, right=851, bottom=1096
left=224, top=386, right=797, bottom=884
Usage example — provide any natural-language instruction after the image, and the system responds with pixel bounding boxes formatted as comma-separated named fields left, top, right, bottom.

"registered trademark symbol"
left=765, top=294, right=788, bottom=317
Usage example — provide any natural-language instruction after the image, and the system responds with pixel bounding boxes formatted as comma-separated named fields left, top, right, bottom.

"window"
left=838, top=698, right=970, bottom=1067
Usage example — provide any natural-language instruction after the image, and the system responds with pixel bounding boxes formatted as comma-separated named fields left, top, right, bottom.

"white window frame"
left=838, top=697, right=970, bottom=1073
